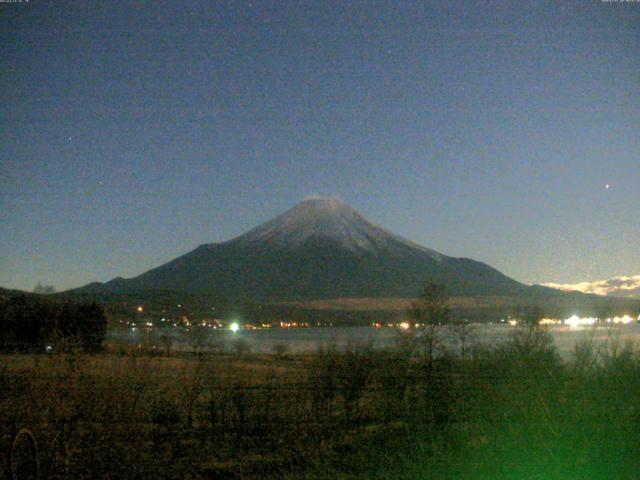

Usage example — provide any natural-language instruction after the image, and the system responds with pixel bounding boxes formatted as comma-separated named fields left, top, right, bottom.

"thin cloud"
left=541, top=275, right=640, bottom=297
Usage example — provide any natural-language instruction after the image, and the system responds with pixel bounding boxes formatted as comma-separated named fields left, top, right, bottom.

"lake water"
left=224, top=323, right=640, bottom=358
left=114, top=323, right=640, bottom=359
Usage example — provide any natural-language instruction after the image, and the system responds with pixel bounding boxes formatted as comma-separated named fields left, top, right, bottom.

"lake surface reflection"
left=114, top=323, right=640, bottom=359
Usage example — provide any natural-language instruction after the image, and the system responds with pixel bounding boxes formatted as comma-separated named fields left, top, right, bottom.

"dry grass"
left=2, top=331, right=640, bottom=479
left=280, top=295, right=550, bottom=311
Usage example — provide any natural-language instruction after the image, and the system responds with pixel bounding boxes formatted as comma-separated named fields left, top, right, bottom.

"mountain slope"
left=75, top=198, right=535, bottom=301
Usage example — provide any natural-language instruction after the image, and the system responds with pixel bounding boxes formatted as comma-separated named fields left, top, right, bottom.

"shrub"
left=0, top=295, right=107, bottom=353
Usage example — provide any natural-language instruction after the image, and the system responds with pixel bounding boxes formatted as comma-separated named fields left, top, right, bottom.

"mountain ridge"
left=72, top=198, right=547, bottom=301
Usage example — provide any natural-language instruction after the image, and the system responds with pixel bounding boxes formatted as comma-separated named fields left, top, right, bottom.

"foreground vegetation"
left=0, top=295, right=107, bottom=353
left=2, top=322, right=640, bottom=479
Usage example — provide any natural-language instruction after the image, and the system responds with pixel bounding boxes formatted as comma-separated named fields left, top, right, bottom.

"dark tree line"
left=0, top=295, right=107, bottom=352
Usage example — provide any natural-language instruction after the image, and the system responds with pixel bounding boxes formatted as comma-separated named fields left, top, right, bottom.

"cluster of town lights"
left=126, top=303, right=637, bottom=334
left=508, top=314, right=637, bottom=327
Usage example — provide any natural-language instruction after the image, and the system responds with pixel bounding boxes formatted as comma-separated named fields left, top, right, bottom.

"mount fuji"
left=78, top=197, right=535, bottom=302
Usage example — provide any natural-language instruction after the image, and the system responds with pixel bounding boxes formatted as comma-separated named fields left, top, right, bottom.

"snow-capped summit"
left=232, top=197, right=441, bottom=259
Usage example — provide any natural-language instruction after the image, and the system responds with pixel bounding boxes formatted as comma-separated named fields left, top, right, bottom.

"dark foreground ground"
left=2, top=325, right=640, bottom=479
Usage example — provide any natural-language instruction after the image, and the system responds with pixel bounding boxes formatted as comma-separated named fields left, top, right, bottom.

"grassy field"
left=2, top=325, right=640, bottom=479
left=281, top=296, right=521, bottom=311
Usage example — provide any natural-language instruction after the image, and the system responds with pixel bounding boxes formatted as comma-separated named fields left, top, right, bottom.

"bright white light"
left=399, top=322, right=410, bottom=330
left=230, top=322, right=240, bottom=333
left=612, top=315, right=633, bottom=324
left=565, top=315, right=580, bottom=327
left=564, top=315, right=596, bottom=327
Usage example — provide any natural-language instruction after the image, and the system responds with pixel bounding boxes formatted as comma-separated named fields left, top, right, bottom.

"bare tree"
left=33, top=282, right=56, bottom=294
left=182, top=355, right=207, bottom=428
left=186, top=325, right=209, bottom=354
left=159, top=333, right=173, bottom=356
left=409, top=282, right=451, bottom=364
left=450, top=317, right=475, bottom=360
left=510, top=306, right=555, bottom=359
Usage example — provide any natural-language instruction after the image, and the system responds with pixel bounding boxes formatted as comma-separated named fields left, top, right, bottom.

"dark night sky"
left=1, top=0, right=638, bottom=292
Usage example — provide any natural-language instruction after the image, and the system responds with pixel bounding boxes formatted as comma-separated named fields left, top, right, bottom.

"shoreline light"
left=504, top=314, right=637, bottom=328
left=565, top=315, right=596, bottom=327
left=611, top=315, right=634, bottom=325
